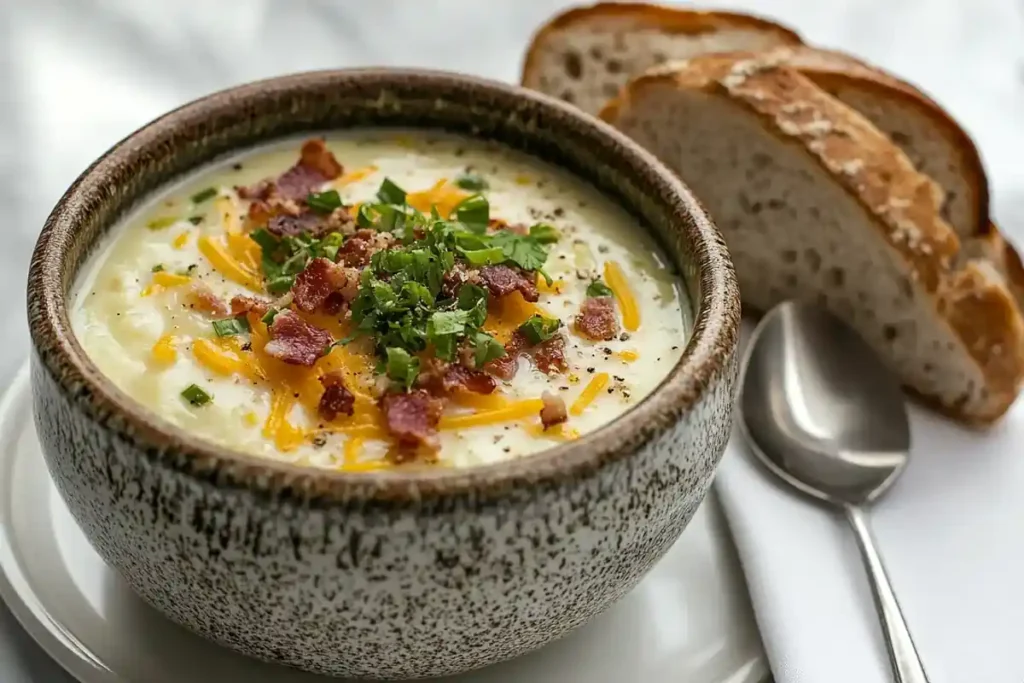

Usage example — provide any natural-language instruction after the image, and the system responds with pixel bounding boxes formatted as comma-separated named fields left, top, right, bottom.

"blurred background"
left=0, top=0, right=1023, bottom=679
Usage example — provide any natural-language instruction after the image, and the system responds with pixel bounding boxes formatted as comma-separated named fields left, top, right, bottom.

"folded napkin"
left=716, top=329, right=1024, bottom=683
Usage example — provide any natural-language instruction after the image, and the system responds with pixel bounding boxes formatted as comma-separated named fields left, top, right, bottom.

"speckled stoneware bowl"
left=27, top=69, right=740, bottom=679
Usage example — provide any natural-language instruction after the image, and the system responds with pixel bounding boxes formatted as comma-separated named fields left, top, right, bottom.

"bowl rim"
left=27, top=67, right=740, bottom=506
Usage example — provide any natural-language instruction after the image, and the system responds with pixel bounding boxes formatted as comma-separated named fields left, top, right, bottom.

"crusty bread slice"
left=601, top=54, right=1024, bottom=423
left=520, top=2, right=801, bottom=117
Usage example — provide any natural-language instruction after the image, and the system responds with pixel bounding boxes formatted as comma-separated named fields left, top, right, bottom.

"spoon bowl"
left=739, top=301, right=930, bottom=683
left=740, top=301, right=910, bottom=506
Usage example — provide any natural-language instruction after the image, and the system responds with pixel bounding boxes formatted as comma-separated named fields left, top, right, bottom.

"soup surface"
left=73, top=132, right=689, bottom=470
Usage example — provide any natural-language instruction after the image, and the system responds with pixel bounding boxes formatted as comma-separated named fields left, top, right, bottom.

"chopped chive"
left=319, top=233, right=344, bottom=261
left=146, top=216, right=178, bottom=230
left=307, top=189, right=343, bottom=214
left=211, top=316, right=251, bottom=337
left=181, top=384, right=212, bottom=407
left=376, top=177, right=407, bottom=205
left=151, top=264, right=165, bottom=273
left=190, top=187, right=217, bottom=204
left=454, top=172, right=489, bottom=191
left=261, top=308, right=279, bottom=325
left=187, top=216, right=204, bottom=225
left=587, top=279, right=614, bottom=298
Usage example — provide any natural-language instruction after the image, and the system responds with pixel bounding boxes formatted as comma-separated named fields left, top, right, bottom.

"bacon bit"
left=485, top=329, right=528, bottom=380
left=247, top=197, right=302, bottom=225
left=532, top=334, right=568, bottom=374
left=237, top=180, right=273, bottom=201
left=337, top=229, right=394, bottom=267
left=267, top=212, right=324, bottom=237
left=574, top=296, right=620, bottom=341
left=230, top=295, right=270, bottom=317
left=291, top=258, right=360, bottom=313
left=238, top=139, right=343, bottom=208
left=441, top=262, right=481, bottom=298
left=540, top=391, right=569, bottom=429
left=299, top=138, right=343, bottom=179
left=380, top=389, right=444, bottom=451
left=318, top=371, right=356, bottom=421
left=479, top=264, right=539, bottom=302
left=263, top=309, right=333, bottom=366
left=443, top=364, right=497, bottom=395
left=185, top=281, right=230, bottom=317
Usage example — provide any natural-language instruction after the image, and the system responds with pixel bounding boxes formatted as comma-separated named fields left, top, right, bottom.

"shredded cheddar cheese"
left=484, top=291, right=544, bottom=343
left=342, top=436, right=364, bottom=465
left=571, top=373, right=609, bottom=416
left=172, top=232, right=190, bottom=249
left=536, top=274, right=565, bottom=294
left=151, top=335, right=177, bottom=364
left=243, top=412, right=260, bottom=427
left=514, top=174, right=531, bottom=185
left=334, top=165, right=378, bottom=187
left=450, top=392, right=509, bottom=411
left=406, top=179, right=468, bottom=218
left=616, top=350, right=639, bottom=362
left=215, top=196, right=243, bottom=234
left=142, top=271, right=191, bottom=297
left=439, top=399, right=545, bottom=430
left=262, top=392, right=306, bottom=452
left=340, top=459, right=390, bottom=472
left=604, top=261, right=640, bottom=331
left=198, top=235, right=262, bottom=291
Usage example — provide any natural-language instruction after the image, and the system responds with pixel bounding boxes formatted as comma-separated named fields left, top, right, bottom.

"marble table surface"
left=2, top=1, right=1023, bottom=680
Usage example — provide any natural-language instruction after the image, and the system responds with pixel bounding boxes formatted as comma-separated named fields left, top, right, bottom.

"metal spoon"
left=738, top=301, right=929, bottom=683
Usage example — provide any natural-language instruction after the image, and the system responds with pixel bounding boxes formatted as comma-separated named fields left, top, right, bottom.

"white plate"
left=0, top=363, right=767, bottom=683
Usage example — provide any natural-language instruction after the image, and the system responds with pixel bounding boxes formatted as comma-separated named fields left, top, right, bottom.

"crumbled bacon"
left=574, top=296, right=619, bottom=341
left=484, top=330, right=528, bottom=380
left=380, top=389, right=444, bottom=450
left=479, top=264, right=539, bottom=302
left=267, top=212, right=324, bottom=237
left=532, top=334, right=569, bottom=375
left=441, top=262, right=481, bottom=298
left=185, top=282, right=229, bottom=317
left=230, top=295, right=270, bottom=317
left=488, top=218, right=528, bottom=235
left=263, top=310, right=333, bottom=366
left=540, top=391, right=568, bottom=429
left=317, top=371, right=355, bottom=421
left=237, top=138, right=343, bottom=215
left=419, top=358, right=497, bottom=395
left=336, top=229, right=392, bottom=268
left=291, top=258, right=360, bottom=313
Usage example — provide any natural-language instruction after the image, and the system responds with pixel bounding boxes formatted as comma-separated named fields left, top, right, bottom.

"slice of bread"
left=520, top=2, right=801, bottom=118
left=601, top=54, right=1024, bottom=423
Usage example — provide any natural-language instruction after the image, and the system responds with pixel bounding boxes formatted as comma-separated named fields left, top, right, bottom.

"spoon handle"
left=844, top=505, right=930, bottom=683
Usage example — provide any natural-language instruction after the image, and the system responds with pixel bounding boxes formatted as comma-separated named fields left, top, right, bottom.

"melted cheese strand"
left=604, top=261, right=640, bottom=331
left=198, top=235, right=262, bottom=291
left=439, top=399, right=544, bottom=430
left=571, top=373, right=609, bottom=416
left=263, top=392, right=306, bottom=452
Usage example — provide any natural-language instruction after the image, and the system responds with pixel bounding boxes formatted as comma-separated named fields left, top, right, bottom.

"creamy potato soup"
left=72, top=132, right=690, bottom=470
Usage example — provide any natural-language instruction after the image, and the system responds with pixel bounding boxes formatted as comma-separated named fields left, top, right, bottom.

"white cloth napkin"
left=716, top=348, right=1024, bottom=683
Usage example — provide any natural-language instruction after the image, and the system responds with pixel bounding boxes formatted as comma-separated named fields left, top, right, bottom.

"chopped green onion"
left=529, top=223, right=560, bottom=244
left=454, top=172, right=489, bottom=191
left=471, top=331, right=506, bottom=367
left=151, top=264, right=165, bottom=273
left=187, top=216, right=204, bottom=225
left=181, top=384, right=212, bottom=407
left=211, top=316, right=251, bottom=337
left=459, top=246, right=505, bottom=266
left=267, top=275, right=295, bottom=295
left=261, top=308, right=279, bottom=325
left=385, top=347, right=419, bottom=390
left=452, top=194, right=489, bottom=226
left=190, top=187, right=218, bottom=204
left=518, top=314, right=561, bottom=345
left=376, top=177, right=407, bottom=205
left=307, top=190, right=343, bottom=214
left=319, top=232, right=344, bottom=261
left=146, top=216, right=178, bottom=230
left=587, top=279, right=614, bottom=298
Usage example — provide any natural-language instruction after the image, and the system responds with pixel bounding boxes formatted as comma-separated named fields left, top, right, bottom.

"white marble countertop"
left=2, top=1, right=1023, bottom=680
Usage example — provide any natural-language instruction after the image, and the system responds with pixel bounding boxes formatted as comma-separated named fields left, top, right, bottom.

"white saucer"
left=0, top=363, right=767, bottom=683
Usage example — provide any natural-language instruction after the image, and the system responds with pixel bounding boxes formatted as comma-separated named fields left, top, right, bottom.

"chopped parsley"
left=454, top=172, right=489, bottom=191
left=452, top=194, right=489, bottom=227
left=181, top=384, right=212, bottom=406
left=529, top=223, right=560, bottom=244
left=385, top=347, right=419, bottom=390
left=587, top=279, right=614, bottom=298
left=190, top=187, right=218, bottom=204
left=519, top=315, right=560, bottom=344
left=307, top=189, right=343, bottom=214
left=250, top=229, right=339, bottom=295
left=211, top=316, right=251, bottom=337
left=151, top=264, right=165, bottom=273
left=376, top=177, right=407, bottom=205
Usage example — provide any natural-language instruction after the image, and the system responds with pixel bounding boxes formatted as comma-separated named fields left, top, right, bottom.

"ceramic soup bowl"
left=27, top=69, right=740, bottom=679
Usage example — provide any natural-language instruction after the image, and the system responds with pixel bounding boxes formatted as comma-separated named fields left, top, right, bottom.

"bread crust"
left=520, top=2, right=802, bottom=89
left=603, top=55, right=1024, bottom=422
